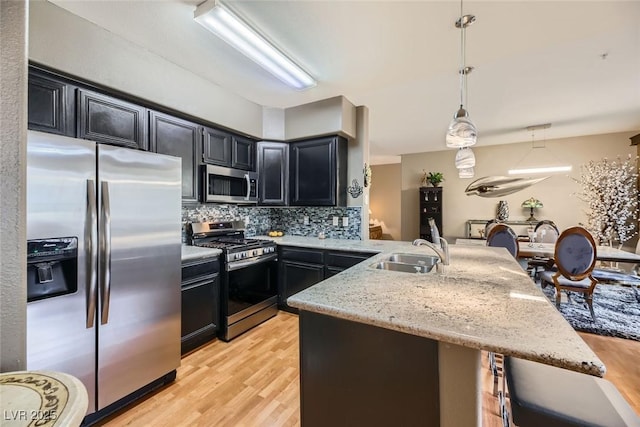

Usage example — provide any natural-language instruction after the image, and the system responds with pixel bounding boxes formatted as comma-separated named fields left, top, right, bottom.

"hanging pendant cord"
left=459, top=0, right=464, bottom=108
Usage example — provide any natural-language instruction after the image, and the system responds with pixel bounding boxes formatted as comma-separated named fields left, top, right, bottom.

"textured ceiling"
left=50, top=0, right=640, bottom=164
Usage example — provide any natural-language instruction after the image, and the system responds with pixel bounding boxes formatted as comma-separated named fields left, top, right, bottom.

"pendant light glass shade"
left=459, top=167, right=475, bottom=179
left=447, top=107, right=477, bottom=148
left=455, top=146, right=476, bottom=169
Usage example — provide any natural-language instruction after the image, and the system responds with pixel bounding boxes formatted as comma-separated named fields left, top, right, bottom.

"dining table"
left=518, top=242, right=640, bottom=263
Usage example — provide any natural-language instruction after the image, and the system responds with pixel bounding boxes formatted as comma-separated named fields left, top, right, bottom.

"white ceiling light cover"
left=508, top=166, right=572, bottom=175
left=194, top=0, right=316, bottom=90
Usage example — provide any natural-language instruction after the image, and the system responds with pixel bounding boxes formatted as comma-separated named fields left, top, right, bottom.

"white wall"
left=29, top=0, right=263, bottom=137
left=370, top=163, right=401, bottom=240
left=1, top=0, right=28, bottom=371
left=284, top=96, right=356, bottom=141
left=400, top=131, right=638, bottom=241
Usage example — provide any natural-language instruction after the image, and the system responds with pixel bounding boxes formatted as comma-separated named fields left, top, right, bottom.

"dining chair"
left=486, top=224, right=519, bottom=259
left=485, top=223, right=519, bottom=400
left=591, top=238, right=640, bottom=302
left=484, top=219, right=499, bottom=241
left=539, top=226, right=598, bottom=320
left=528, top=220, right=560, bottom=278
left=534, top=220, right=559, bottom=243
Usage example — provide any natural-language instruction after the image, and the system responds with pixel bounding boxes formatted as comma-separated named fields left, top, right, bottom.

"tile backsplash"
left=182, top=204, right=362, bottom=241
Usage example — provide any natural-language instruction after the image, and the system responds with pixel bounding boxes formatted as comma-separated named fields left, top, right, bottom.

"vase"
left=496, top=200, right=509, bottom=221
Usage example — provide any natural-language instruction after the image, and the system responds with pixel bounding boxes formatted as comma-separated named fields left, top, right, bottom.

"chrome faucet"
left=412, top=238, right=450, bottom=270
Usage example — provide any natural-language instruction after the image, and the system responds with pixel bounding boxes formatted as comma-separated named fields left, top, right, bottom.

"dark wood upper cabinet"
left=77, top=89, right=148, bottom=150
left=231, top=135, right=255, bottom=171
left=289, top=136, right=348, bottom=206
left=28, top=71, right=76, bottom=137
left=257, top=141, right=288, bottom=205
left=202, top=126, right=231, bottom=167
left=150, top=111, right=200, bottom=204
left=203, top=128, right=255, bottom=171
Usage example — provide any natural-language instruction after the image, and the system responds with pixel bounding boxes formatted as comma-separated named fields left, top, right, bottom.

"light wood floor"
left=100, top=312, right=640, bottom=427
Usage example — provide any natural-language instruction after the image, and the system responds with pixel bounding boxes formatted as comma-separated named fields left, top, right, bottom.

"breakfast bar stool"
left=0, top=370, right=88, bottom=426
left=505, top=357, right=640, bottom=427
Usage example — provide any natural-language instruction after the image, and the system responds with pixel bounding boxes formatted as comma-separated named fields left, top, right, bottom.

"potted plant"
left=425, top=171, right=444, bottom=187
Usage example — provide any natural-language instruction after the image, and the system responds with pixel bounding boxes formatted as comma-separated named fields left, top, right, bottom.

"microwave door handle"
left=86, top=179, right=98, bottom=328
left=100, top=181, right=112, bottom=325
left=244, top=173, right=250, bottom=201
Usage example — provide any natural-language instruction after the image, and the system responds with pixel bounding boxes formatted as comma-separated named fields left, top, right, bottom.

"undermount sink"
left=387, top=253, right=440, bottom=267
left=372, top=261, right=437, bottom=274
left=370, top=253, right=440, bottom=274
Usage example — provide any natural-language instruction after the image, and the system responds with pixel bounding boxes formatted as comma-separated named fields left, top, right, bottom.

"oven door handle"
left=226, top=253, right=278, bottom=272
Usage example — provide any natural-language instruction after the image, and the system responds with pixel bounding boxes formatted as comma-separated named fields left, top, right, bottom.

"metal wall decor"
left=465, top=176, right=549, bottom=198
left=347, top=179, right=363, bottom=198
left=364, top=163, right=372, bottom=187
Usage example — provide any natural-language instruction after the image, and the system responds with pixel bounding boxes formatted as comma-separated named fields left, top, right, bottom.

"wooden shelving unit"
left=419, top=187, right=442, bottom=241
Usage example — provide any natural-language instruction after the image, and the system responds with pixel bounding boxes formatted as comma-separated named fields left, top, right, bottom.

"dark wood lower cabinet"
left=299, top=311, right=440, bottom=427
left=325, top=250, right=376, bottom=277
left=181, top=257, right=220, bottom=355
left=278, top=246, right=375, bottom=312
left=279, top=260, right=324, bottom=313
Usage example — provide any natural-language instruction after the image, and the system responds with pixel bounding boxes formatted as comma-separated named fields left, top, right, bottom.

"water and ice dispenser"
left=27, top=237, right=78, bottom=302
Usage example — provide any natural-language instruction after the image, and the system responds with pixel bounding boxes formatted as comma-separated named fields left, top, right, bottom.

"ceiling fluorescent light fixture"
left=508, top=123, right=572, bottom=175
left=194, top=0, right=316, bottom=90
left=508, top=166, right=572, bottom=175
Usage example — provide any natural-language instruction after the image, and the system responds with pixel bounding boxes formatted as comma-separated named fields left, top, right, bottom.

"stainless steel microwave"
left=202, top=165, right=258, bottom=204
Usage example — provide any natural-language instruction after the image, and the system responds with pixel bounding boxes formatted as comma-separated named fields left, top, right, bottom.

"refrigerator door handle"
left=100, top=181, right=112, bottom=325
left=87, top=179, right=98, bottom=328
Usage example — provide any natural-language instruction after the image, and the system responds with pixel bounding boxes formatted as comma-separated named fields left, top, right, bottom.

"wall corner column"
left=0, top=0, right=28, bottom=372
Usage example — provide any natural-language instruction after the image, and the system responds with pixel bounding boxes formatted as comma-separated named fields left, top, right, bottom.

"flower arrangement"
left=422, top=170, right=444, bottom=187
left=574, top=155, right=638, bottom=244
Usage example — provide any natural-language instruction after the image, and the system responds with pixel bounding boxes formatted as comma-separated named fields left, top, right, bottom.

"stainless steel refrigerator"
left=26, top=130, right=181, bottom=419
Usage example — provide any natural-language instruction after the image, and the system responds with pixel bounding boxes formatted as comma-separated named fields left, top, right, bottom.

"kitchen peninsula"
left=279, top=237, right=605, bottom=427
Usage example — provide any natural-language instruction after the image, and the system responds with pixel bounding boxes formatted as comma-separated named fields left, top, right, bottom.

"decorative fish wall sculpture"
left=465, top=176, right=549, bottom=198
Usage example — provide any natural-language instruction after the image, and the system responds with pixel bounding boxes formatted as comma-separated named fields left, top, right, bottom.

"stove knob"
left=253, top=250, right=258, bottom=256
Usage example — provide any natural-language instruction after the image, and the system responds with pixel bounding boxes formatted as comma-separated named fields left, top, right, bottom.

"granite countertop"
left=278, top=236, right=605, bottom=377
left=253, top=235, right=398, bottom=252
left=181, top=245, right=222, bottom=262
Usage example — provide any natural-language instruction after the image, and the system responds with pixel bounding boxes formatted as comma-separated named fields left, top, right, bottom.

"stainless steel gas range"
left=188, top=221, right=278, bottom=341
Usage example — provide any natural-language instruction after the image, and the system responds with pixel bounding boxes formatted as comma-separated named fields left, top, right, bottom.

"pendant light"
left=455, top=147, right=475, bottom=169
left=455, top=147, right=476, bottom=178
left=445, top=1, right=477, bottom=148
